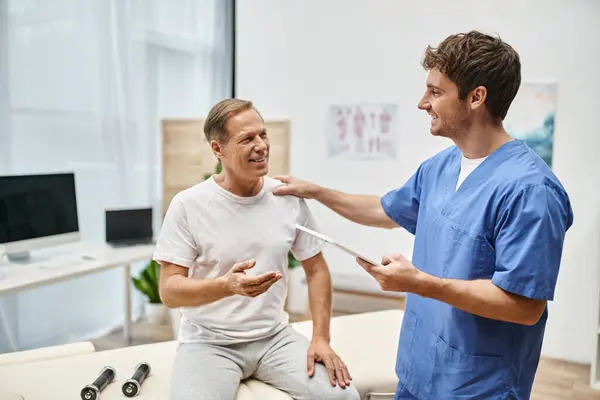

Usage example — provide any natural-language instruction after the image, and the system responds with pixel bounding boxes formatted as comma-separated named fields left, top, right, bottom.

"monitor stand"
left=6, top=250, right=63, bottom=265
left=6, top=251, right=36, bottom=264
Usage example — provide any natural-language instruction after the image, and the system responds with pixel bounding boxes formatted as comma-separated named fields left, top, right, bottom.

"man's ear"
left=469, top=86, right=487, bottom=111
left=210, top=140, right=222, bottom=159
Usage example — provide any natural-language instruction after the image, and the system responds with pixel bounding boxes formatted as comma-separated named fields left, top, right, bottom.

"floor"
left=91, top=310, right=600, bottom=400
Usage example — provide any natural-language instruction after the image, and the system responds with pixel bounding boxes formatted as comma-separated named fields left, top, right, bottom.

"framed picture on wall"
left=327, top=103, right=398, bottom=161
left=504, top=82, right=557, bottom=168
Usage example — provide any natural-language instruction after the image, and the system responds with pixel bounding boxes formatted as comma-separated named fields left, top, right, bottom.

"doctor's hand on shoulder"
left=356, top=254, right=424, bottom=293
left=222, top=259, right=282, bottom=298
left=271, top=175, right=319, bottom=199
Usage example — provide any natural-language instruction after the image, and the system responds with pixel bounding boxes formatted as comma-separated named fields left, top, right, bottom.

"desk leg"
left=124, top=264, right=132, bottom=343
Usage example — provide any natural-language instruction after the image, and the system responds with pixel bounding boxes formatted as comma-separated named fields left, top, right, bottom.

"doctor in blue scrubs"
left=273, top=30, right=574, bottom=399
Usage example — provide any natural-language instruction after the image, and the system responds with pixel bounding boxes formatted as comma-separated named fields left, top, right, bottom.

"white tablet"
left=295, top=224, right=379, bottom=266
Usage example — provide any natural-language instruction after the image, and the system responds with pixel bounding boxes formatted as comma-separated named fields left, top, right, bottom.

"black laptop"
left=105, top=207, right=155, bottom=247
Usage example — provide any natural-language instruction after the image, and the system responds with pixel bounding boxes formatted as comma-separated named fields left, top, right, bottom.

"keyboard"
left=29, top=254, right=98, bottom=270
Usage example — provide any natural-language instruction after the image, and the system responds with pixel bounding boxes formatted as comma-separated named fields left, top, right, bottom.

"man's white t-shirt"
left=456, top=154, right=487, bottom=190
left=153, top=176, right=324, bottom=345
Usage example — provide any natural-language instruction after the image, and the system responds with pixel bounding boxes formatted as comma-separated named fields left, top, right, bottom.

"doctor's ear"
left=469, top=86, right=487, bottom=111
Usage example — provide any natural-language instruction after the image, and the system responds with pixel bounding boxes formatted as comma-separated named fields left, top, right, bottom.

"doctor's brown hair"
left=422, top=30, right=521, bottom=120
left=204, top=98, right=263, bottom=143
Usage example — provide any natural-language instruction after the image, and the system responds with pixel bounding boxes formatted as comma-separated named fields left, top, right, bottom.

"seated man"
left=154, top=98, right=360, bottom=400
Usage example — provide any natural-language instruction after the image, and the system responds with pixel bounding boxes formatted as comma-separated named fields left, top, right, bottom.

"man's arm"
left=158, top=260, right=282, bottom=308
left=416, top=275, right=546, bottom=325
left=302, top=252, right=332, bottom=342
left=290, top=199, right=352, bottom=388
left=154, top=195, right=233, bottom=308
left=301, top=251, right=352, bottom=388
left=158, top=261, right=231, bottom=308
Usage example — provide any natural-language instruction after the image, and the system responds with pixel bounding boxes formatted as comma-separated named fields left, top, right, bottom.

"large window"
left=0, top=0, right=233, bottom=352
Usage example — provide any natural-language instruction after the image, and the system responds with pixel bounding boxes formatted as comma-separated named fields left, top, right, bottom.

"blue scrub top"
left=381, top=139, right=573, bottom=400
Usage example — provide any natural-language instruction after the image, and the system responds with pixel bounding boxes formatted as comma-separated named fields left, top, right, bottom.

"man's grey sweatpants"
left=171, top=325, right=361, bottom=400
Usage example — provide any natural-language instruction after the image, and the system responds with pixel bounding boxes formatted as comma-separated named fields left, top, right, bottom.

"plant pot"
left=145, top=302, right=168, bottom=325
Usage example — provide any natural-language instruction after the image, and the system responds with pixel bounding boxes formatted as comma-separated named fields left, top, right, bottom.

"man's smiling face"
left=216, top=108, right=270, bottom=180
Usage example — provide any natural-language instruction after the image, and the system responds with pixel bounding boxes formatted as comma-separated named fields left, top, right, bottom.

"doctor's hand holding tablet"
left=295, top=224, right=419, bottom=293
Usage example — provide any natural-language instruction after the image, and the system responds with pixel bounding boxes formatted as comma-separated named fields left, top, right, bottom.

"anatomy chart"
left=327, top=103, right=397, bottom=160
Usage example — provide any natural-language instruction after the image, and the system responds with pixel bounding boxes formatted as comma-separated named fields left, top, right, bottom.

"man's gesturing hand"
left=223, top=259, right=282, bottom=297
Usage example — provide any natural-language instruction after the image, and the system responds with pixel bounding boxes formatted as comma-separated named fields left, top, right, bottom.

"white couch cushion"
left=0, top=341, right=96, bottom=366
left=0, top=310, right=403, bottom=399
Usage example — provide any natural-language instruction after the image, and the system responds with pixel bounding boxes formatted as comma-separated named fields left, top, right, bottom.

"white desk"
left=0, top=242, right=156, bottom=346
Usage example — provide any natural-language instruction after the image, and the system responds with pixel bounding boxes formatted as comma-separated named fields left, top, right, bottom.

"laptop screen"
left=105, top=208, right=153, bottom=243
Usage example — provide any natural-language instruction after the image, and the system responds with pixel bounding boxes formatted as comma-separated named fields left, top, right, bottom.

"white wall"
left=236, top=0, right=600, bottom=364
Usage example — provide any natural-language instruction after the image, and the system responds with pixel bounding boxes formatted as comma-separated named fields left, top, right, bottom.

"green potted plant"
left=288, top=252, right=300, bottom=269
left=132, top=259, right=167, bottom=324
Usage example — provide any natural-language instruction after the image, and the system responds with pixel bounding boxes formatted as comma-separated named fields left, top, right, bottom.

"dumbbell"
left=80, top=366, right=116, bottom=400
left=122, top=362, right=151, bottom=397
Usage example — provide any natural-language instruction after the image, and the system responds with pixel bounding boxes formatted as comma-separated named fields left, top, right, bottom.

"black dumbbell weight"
left=80, top=366, right=116, bottom=400
left=122, top=362, right=151, bottom=397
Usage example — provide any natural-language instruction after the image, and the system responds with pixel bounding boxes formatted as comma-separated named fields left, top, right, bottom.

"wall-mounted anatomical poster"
left=504, top=83, right=556, bottom=168
left=327, top=103, right=397, bottom=160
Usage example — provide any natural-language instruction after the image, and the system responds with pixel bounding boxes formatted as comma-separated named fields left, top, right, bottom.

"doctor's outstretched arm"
left=272, top=176, right=398, bottom=229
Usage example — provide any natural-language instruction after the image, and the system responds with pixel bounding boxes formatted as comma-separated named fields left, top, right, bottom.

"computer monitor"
left=0, top=172, right=80, bottom=262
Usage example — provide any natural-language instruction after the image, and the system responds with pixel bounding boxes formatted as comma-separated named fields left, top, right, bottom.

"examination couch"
left=0, top=309, right=403, bottom=400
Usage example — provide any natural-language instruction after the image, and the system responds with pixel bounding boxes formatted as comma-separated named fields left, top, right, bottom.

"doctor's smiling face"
left=418, top=31, right=522, bottom=140
left=418, top=68, right=471, bottom=139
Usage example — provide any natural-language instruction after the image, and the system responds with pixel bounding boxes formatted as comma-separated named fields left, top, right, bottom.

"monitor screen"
left=0, top=173, right=79, bottom=244
left=105, top=208, right=153, bottom=242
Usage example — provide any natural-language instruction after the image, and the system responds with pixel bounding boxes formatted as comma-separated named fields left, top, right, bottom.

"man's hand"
left=272, top=175, right=320, bottom=199
left=222, top=259, right=282, bottom=297
left=355, top=253, right=423, bottom=293
left=307, top=338, right=352, bottom=388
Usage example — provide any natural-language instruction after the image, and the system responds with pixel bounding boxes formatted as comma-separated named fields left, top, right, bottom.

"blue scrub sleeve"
left=492, top=184, right=573, bottom=301
left=380, top=165, right=424, bottom=235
